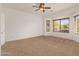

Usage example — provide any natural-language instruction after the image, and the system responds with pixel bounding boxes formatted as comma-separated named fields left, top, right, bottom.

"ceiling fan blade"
left=35, top=9, right=39, bottom=11
left=39, top=3, right=45, bottom=8
left=44, top=7, right=51, bottom=9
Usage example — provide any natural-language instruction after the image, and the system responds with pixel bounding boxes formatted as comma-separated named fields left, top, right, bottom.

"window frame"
left=53, top=17, right=70, bottom=33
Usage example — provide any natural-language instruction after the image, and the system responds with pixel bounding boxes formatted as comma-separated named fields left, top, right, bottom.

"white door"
left=0, top=13, right=5, bottom=46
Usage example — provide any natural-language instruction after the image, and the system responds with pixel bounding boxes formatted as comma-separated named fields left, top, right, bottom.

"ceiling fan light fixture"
left=40, top=8, right=44, bottom=11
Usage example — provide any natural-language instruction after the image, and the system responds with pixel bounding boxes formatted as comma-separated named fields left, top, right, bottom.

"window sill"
left=53, top=31, right=69, bottom=33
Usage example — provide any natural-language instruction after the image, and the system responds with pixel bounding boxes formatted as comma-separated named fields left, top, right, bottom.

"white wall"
left=0, top=5, right=5, bottom=46
left=0, top=13, right=5, bottom=45
left=44, top=6, right=79, bottom=43
left=4, top=7, right=43, bottom=41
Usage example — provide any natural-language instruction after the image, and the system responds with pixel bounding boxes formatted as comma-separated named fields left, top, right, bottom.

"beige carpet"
left=1, top=36, right=79, bottom=56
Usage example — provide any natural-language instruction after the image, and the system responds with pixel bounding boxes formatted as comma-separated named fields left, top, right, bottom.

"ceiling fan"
left=33, top=3, right=51, bottom=13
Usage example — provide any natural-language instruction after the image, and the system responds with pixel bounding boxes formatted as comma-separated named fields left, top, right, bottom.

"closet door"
left=46, top=20, right=50, bottom=32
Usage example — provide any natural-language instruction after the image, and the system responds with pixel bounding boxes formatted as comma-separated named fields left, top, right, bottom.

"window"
left=46, top=20, right=50, bottom=32
left=53, top=18, right=69, bottom=33
left=53, top=20, right=60, bottom=32
left=74, top=15, right=79, bottom=33
left=60, top=19, right=69, bottom=33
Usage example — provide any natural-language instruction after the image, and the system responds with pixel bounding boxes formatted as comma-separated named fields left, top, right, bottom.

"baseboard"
left=6, top=35, right=43, bottom=42
left=44, top=35, right=79, bottom=43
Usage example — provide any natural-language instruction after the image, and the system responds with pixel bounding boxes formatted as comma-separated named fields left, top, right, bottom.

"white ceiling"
left=2, top=3, right=79, bottom=15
